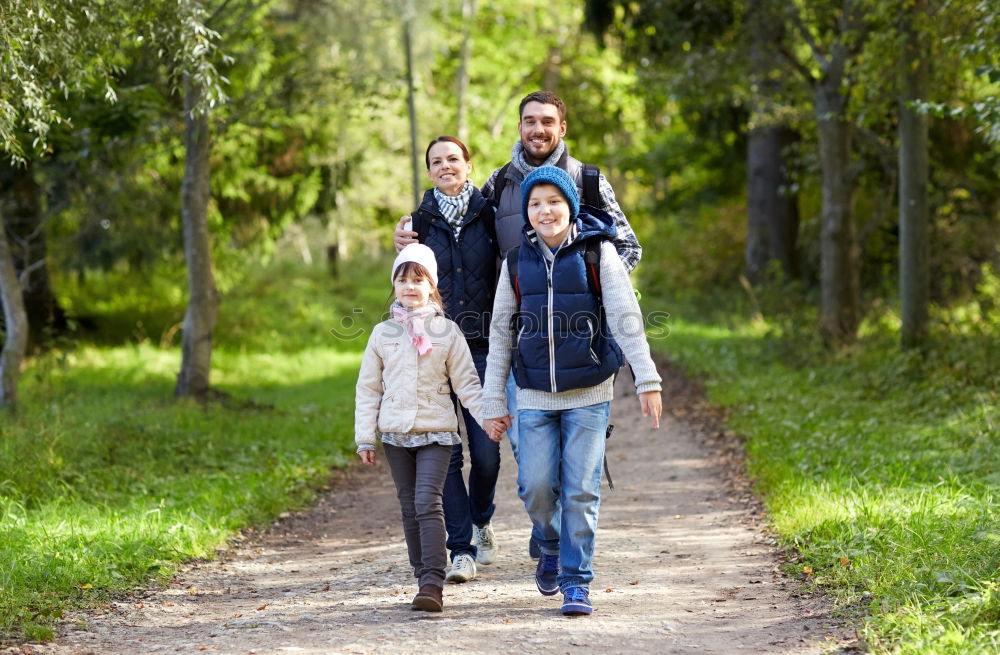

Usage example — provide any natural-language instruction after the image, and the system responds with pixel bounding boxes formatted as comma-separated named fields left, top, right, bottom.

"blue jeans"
left=443, top=342, right=501, bottom=559
left=517, top=402, right=610, bottom=591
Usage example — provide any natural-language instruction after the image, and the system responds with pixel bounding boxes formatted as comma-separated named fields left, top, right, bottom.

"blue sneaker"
left=561, top=586, right=592, bottom=616
left=534, top=552, right=559, bottom=596
left=529, top=535, right=541, bottom=559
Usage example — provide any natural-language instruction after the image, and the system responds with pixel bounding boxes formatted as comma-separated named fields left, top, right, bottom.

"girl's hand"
left=639, top=391, right=662, bottom=429
left=359, top=450, right=377, bottom=466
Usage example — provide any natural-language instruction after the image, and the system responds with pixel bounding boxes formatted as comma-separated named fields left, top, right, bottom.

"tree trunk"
left=745, top=0, right=799, bottom=284
left=403, top=7, right=420, bottom=210
left=0, top=211, right=29, bottom=410
left=175, top=77, right=220, bottom=399
left=746, top=125, right=800, bottom=283
left=815, top=79, right=861, bottom=347
left=455, top=0, right=477, bottom=145
left=1, top=161, right=67, bottom=345
left=899, top=2, right=930, bottom=350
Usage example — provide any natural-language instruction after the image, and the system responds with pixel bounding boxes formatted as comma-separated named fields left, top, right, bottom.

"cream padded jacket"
left=354, top=315, right=483, bottom=449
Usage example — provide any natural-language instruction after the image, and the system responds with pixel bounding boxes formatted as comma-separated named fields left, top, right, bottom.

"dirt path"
left=37, top=363, right=855, bottom=655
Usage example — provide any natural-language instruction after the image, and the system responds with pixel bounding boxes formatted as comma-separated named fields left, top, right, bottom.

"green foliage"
left=653, top=292, right=1000, bottom=654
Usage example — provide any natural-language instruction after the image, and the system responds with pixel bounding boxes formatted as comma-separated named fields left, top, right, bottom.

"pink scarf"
left=391, top=303, right=438, bottom=356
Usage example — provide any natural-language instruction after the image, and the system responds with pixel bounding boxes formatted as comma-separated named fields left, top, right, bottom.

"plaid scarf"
left=433, top=180, right=474, bottom=237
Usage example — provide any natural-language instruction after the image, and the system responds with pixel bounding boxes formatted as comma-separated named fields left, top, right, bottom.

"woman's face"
left=394, top=270, right=432, bottom=309
left=427, top=141, right=472, bottom=196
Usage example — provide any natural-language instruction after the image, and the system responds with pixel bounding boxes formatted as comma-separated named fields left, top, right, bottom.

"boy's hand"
left=639, top=391, right=662, bottom=429
left=482, top=416, right=513, bottom=442
left=393, top=215, right=418, bottom=252
left=359, top=450, right=377, bottom=466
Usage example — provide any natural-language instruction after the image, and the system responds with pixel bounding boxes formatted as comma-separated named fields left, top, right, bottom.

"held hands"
left=394, top=215, right=418, bottom=252
left=358, top=450, right=377, bottom=466
left=482, top=415, right=513, bottom=442
left=639, top=391, right=663, bottom=429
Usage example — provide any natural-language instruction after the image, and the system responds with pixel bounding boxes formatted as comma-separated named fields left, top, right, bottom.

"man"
left=393, top=90, right=642, bottom=563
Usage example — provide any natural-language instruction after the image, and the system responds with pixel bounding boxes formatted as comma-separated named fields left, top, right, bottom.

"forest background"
left=1, top=0, right=998, bottom=653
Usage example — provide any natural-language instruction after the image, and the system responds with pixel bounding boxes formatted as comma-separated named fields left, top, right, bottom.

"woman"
left=407, top=136, right=501, bottom=583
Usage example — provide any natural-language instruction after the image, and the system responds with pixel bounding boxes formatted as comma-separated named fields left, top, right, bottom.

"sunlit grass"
left=652, top=299, right=1000, bottom=655
left=0, top=257, right=391, bottom=643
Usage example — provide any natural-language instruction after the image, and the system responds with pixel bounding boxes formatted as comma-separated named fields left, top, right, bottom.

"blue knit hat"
left=520, top=166, right=579, bottom=223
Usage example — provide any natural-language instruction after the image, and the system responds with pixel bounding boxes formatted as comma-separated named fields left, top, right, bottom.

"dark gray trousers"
left=383, top=443, right=452, bottom=587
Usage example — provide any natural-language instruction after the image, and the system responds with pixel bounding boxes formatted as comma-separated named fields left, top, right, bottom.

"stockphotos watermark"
left=328, top=309, right=671, bottom=342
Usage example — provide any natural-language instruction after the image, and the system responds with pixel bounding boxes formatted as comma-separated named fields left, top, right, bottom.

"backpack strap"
left=506, top=245, right=520, bottom=306
left=583, top=238, right=603, bottom=303
left=581, top=164, right=601, bottom=207
left=490, top=162, right=512, bottom=207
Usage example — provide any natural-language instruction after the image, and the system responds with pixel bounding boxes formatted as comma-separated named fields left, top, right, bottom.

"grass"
left=0, top=257, right=392, bottom=643
left=650, top=286, right=1000, bottom=654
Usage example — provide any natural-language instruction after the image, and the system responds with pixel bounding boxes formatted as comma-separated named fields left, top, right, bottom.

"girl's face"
left=394, top=270, right=432, bottom=309
left=427, top=141, right=472, bottom=196
left=526, top=183, right=571, bottom=248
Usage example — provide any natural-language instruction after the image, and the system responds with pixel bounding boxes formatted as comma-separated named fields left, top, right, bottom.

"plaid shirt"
left=482, top=165, right=642, bottom=273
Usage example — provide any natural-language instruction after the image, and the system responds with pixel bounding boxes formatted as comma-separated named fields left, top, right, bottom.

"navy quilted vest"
left=512, top=209, right=624, bottom=392
left=413, top=187, right=497, bottom=344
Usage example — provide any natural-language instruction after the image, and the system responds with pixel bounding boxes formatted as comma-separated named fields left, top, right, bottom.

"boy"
left=480, top=166, right=662, bottom=616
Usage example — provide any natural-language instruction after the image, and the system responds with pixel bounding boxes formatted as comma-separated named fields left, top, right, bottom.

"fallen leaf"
left=802, top=566, right=813, bottom=575
left=629, top=580, right=640, bottom=585
left=256, top=603, right=268, bottom=611
left=79, top=583, right=93, bottom=590
left=604, top=588, right=614, bottom=593
left=839, top=557, right=850, bottom=567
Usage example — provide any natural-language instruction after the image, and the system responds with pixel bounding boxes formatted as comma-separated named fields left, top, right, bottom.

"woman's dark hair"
left=392, top=261, right=444, bottom=307
left=424, top=136, right=471, bottom=169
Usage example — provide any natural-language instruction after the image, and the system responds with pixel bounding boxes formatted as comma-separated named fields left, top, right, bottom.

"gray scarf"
left=433, top=180, right=474, bottom=237
left=510, top=140, right=567, bottom=177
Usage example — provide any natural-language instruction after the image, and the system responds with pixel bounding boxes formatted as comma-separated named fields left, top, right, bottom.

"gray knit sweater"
left=480, top=239, right=662, bottom=418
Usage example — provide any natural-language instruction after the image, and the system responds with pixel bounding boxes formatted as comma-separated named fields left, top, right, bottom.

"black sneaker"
left=561, top=586, right=592, bottom=616
left=534, top=552, right=559, bottom=596
left=528, top=535, right=541, bottom=559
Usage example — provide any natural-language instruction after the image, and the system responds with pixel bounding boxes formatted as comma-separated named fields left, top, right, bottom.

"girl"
left=354, top=243, right=484, bottom=612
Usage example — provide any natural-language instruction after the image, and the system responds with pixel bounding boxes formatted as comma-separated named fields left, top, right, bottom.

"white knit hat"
left=391, top=243, right=439, bottom=286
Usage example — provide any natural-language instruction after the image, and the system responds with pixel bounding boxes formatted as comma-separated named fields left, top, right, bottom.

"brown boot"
left=411, top=583, right=443, bottom=612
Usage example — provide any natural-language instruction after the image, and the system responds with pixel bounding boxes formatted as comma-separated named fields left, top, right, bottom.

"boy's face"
left=526, top=183, right=572, bottom=248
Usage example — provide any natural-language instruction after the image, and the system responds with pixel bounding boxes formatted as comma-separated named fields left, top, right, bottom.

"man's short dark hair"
left=519, top=91, right=566, bottom=122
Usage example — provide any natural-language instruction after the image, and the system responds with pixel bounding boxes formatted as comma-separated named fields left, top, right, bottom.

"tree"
left=777, top=1, right=872, bottom=347
left=0, top=0, right=130, bottom=409
left=0, top=209, right=28, bottom=409
left=744, top=0, right=800, bottom=284
left=898, top=0, right=930, bottom=349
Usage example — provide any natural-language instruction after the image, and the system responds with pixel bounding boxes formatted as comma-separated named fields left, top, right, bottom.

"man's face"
left=518, top=101, right=566, bottom=164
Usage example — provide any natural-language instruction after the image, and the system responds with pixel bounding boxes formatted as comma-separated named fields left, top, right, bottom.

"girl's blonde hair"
left=393, top=261, right=444, bottom=307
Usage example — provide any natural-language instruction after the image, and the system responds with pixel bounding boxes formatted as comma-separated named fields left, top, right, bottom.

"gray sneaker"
left=473, top=523, right=498, bottom=565
left=445, top=553, right=477, bottom=583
